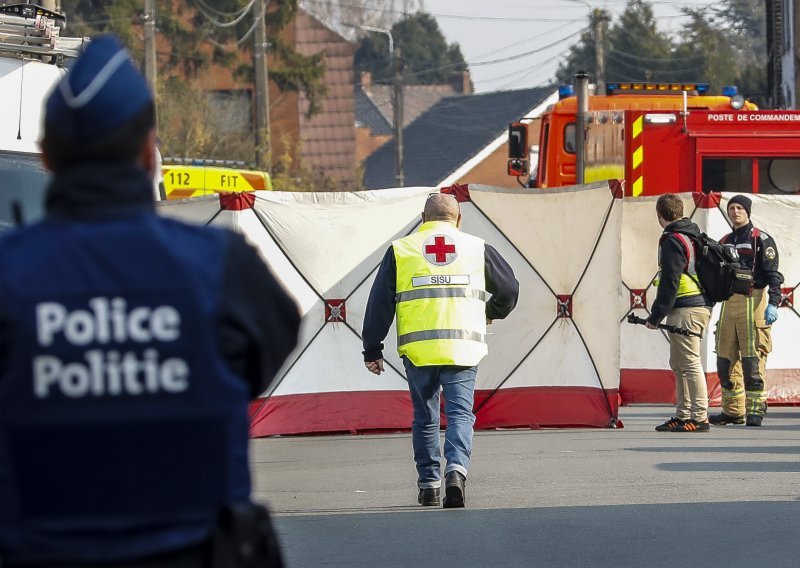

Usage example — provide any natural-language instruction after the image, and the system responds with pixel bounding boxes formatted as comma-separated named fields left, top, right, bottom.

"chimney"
left=360, top=72, right=372, bottom=91
left=450, top=71, right=473, bottom=94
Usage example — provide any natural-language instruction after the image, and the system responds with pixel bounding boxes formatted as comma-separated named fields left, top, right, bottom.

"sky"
left=422, top=0, right=719, bottom=93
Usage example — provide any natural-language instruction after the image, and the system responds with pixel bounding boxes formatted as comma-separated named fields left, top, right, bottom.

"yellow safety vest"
left=393, top=221, right=488, bottom=366
left=654, top=233, right=704, bottom=298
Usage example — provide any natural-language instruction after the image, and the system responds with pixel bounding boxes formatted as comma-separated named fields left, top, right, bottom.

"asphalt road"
left=251, top=406, right=800, bottom=567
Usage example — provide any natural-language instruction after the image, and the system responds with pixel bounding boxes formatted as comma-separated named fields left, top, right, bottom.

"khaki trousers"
left=715, top=287, right=772, bottom=417
left=666, top=306, right=712, bottom=422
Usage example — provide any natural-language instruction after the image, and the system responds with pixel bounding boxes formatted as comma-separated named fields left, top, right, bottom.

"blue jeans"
left=402, top=358, right=477, bottom=489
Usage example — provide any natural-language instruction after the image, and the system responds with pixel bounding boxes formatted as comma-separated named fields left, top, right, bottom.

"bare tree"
left=300, top=0, right=428, bottom=35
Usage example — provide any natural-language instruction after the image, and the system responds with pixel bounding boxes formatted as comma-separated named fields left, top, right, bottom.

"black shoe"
left=442, top=471, right=466, bottom=509
left=672, top=419, right=710, bottom=432
left=709, top=412, right=745, bottom=426
left=746, top=414, right=763, bottom=427
left=655, top=417, right=685, bottom=432
left=418, top=487, right=440, bottom=506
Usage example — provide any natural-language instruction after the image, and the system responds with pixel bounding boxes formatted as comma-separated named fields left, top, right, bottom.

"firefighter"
left=646, top=194, right=714, bottom=432
left=0, top=36, right=299, bottom=567
left=362, top=193, right=519, bottom=508
left=710, top=195, right=783, bottom=427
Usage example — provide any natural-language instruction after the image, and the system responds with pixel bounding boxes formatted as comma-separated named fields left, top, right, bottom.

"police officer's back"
left=0, top=36, right=299, bottom=567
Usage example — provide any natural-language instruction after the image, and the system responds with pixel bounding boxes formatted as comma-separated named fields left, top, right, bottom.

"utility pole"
left=355, top=25, right=401, bottom=185
left=592, top=8, right=609, bottom=96
left=575, top=71, right=589, bottom=185
left=254, top=0, right=271, bottom=171
left=393, top=46, right=404, bottom=187
left=143, top=0, right=157, bottom=108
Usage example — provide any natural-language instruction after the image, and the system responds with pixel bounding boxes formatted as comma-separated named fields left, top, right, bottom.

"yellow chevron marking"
left=632, top=115, right=643, bottom=138
left=632, top=146, right=643, bottom=169
left=633, top=176, right=643, bottom=197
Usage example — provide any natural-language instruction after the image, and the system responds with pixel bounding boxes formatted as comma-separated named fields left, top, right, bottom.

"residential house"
left=363, top=87, right=555, bottom=190
left=169, top=6, right=358, bottom=185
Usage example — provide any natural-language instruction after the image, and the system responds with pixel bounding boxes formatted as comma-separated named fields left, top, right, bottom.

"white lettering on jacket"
left=33, top=297, right=188, bottom=399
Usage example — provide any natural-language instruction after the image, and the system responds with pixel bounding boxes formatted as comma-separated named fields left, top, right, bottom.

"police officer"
left=0, top=36, right=299, bottom=567
left=362, top=193, right=518, bottom=508
left=710, top=195, right=783, bottom=427
left=646, top=194, right=713, bottom=432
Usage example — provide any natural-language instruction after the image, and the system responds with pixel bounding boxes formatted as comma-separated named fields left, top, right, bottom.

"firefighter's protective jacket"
left=720, top=222, right=784, bottom=306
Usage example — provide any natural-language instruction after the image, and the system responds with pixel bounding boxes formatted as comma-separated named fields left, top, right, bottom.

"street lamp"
left=348, top=23, right=404, bottom=187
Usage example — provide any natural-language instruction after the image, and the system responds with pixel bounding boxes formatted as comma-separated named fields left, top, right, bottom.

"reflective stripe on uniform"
left=397, top=329, right=487, bottom=347
left=396, top=287, right=490, bottom=303
left=745, top=295, right=756, bottom=357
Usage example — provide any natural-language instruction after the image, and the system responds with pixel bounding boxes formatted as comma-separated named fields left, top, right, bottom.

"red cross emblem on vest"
left=423, top=234, right=457, bottom=265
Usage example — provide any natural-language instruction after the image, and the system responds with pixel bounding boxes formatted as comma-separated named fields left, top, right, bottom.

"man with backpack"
left=710, top=195, right=783, bottom=427
left=646, top=194, right=714, bottom=432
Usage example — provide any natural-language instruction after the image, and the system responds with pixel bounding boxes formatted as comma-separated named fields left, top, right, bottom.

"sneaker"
left=418, top=487, right=440, bottom=506
left=746, top=414, right=763, bottom=427
left=655, top=417, right=685, bottom=432
left=709, top=412, right=745, bottom=425
left=442, top=471, right=466, bottom=509
left=672, top=419, right=710, bottom=432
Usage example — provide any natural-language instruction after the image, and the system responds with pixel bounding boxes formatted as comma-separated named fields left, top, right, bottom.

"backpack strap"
left=668, top=232, right=696, bottom=275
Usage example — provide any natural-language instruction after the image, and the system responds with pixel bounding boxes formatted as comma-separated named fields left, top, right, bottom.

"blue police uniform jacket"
left=0, top=163, right=299, bottom=565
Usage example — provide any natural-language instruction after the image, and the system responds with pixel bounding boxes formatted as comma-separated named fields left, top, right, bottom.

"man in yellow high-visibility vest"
left=362, top=193, right=518, bottom=509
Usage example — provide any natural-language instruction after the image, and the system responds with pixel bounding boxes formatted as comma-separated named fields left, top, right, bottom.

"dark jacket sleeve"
left=757, top=233, right=784, bottom=306
left=647, top=235, right=686, bottom=324
left=218, top=233, right=300, bottom=399
left=485, top=244, right=519, bottom=320
left=362, top=246, right=397, bottom=362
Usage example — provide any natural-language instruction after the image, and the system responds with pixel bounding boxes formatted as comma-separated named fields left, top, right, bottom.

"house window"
left=208, top=90, right=253, bottom=133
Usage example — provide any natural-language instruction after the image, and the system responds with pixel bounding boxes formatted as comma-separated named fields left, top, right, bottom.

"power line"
left=193, top=0, right=255, bottom=18
left=476, top=48, right=570, bottom=88
left=608, top=47, right=705, bottom=64
left=191, top=0, right=257, bottom=28
left=302, top=0, right=590, bottom=22
left=376, top=26, right=587, bottom=86
left=491, top=52, right=569, bottom=91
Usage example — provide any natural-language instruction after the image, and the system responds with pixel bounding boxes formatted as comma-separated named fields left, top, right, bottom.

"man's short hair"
left=41, top=103, right=155, bottom=173
left=424, top=193, right=460, bottom=222
left=656, top=193, right=683, bottom=222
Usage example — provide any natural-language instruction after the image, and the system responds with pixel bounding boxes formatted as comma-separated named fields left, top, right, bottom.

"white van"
left=0, top=4, right=84, bottom=225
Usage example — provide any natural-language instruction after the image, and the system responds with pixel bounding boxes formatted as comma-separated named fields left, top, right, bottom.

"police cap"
left=45, top=35, right=153, bottom=142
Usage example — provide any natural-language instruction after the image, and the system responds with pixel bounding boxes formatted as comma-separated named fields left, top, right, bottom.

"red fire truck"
left=507, top=82, right=800, bottom=195
left=592, top=108, right=800, bottom=196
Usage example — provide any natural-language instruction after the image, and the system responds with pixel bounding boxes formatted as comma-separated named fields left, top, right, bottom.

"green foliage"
left=605, top=1, right=674, bottom=82
left=61, top=0, right=329, bottom=170
left=673, top=9, right=738, bottom=93
left=269, top=134, right=358, bottom=191
left=62, top=0, right=326, bottom=113
left=555, top=0, right=767, bottom=104
left=354, top=12, right=467, bottom=86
